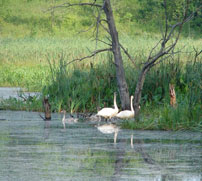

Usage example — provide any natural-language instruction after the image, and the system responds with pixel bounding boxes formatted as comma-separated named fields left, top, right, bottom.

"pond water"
left=0, top=111, right=201, bottom=181
left=0, top=87, right=40, bottom=101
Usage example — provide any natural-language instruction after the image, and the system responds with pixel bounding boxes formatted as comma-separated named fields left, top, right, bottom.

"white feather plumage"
left=116, top=96, right=134, bottom=119
left=97, top=93, right=119, bottom=119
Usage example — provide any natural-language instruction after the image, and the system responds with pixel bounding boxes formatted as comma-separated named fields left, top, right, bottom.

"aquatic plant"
left=0, top=37, right=201, bottom=130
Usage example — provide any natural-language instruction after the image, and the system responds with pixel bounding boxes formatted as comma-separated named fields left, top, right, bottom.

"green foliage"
left=158, top=101, right=201, bottom=131
left=0, top=0, right=201, bottom=38
left=0, top=0, right=201, bottom=132
left=122, top=101, right=201, bottom=131
left=0, top=36, right=201, bottom=130
left=43, top=53, right=118, bottom=112
left=0, top=62, right=48, bottom=91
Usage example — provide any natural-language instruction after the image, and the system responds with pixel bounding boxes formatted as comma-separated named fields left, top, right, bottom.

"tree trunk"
left=103, top=0, right=130, bottom=109
left=134, top=66, right=149, bottom=119
left=43, top=97, right=51, bottom=120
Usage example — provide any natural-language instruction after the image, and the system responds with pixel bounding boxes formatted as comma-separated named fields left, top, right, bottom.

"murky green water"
left=0, top=111, right=201, bottom=181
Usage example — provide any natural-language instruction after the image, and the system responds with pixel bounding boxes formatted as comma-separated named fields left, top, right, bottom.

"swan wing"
left=97, top=108, right=117, bottom=117
left=116, top=110, right=134, bottom=119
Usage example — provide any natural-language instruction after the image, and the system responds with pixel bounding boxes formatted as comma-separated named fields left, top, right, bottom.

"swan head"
left=61, top=110, right=66, bottom=114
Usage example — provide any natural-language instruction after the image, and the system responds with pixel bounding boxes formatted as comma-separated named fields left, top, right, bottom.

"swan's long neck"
left=131, top=96, right=134, bottom=112
left=114, top=93, right=118, bottom=110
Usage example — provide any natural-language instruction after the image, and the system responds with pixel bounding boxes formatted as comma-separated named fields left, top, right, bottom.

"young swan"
left=96, top=123, right=120, bottom=143
left=116, top=96, right=134, bottom=119
left=97, top=92, right=119, bottom=120
left=61, top=110, right=78, bottom=129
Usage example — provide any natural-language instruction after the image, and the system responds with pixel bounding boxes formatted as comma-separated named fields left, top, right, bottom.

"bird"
left=116, top=95, right=135, bottom=119
left=96, top=123, right=120, bottom=143
left=97, top=92, right=119, bottom=121
left=87, top=114, right=100, bottom=122
left=61, top=110, right=78, bottom=129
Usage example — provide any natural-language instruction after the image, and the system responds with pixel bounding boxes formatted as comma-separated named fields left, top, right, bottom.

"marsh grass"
left=1, top=36, right=201, bottom=90
left=0, top=37, right=201, bottom=130
left=43, top=52, right=118, bottom=112
left=42, top=44, right=201, bottom=132
left=0, top=0, right=201, bottom=130
left=122, top=102, right=201, bottom=131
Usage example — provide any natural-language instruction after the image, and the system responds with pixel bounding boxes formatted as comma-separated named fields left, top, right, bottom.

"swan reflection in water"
left=96, top=123, right=120, bottom=143
left=96, top=123, right=135, bottom=148
left=60, top=109, right=134, bottom=147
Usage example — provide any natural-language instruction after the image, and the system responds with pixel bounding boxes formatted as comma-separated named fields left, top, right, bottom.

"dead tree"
left=43, top=97, right=51, bottom=120
left=133, top=0, right=201, bottom=119
left=48, top=0, right=130, bottom=109
left=103, top=0, right=130, bottom=109
left=48, top=0, right=201, bottom=116
left=169, top=84, right=177, bottom=107
left=39, top=97, right=51, bottom=120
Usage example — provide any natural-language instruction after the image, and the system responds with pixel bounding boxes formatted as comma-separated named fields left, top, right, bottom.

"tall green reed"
left=43, top=49, right=201, bottom=117
left=0, top=37, right=201, bottom=130
left=43, top=52, right=119, bottom=112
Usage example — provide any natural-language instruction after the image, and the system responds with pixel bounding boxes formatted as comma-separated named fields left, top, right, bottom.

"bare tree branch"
left=39, top=113, right=46, bottom=121
left=193, top=47, right=202, bottom=65
left=146, top=2, right=202, bottom=69
left=45, top=2, right=102, bottom=12
left=119, top=43, right=136, bottom=66
left=95, top=38, right=112, bottom=46
left=76, top=22, right=95, bottom=35
left=97, top=19, right=109, bottom=35
left=105, top=35, right=112, bottom=43
left=148, top=39, right=163, bottom=60
left=64, top=48, right=112, bottom=66
left=134, top=0, right=202, bottom=119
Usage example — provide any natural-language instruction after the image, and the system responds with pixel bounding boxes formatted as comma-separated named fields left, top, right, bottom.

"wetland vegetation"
left=0, top=0, right=201, bottom=131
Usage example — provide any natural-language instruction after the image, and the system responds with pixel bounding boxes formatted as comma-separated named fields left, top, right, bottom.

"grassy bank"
left=0, top=37, right=201, bottom=131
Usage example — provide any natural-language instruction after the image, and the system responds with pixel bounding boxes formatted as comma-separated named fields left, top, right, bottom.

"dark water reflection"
left=0, top=111, right=201, bottom=181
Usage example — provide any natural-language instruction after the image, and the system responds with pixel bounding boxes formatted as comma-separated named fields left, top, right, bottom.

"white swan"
left=97, top=92, right=119, bottom=120
left=96, top=123, right=120, bottom=143
left=116, top=95, right=134, bottom=119
left=61, top=110, right=78, bottom=129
